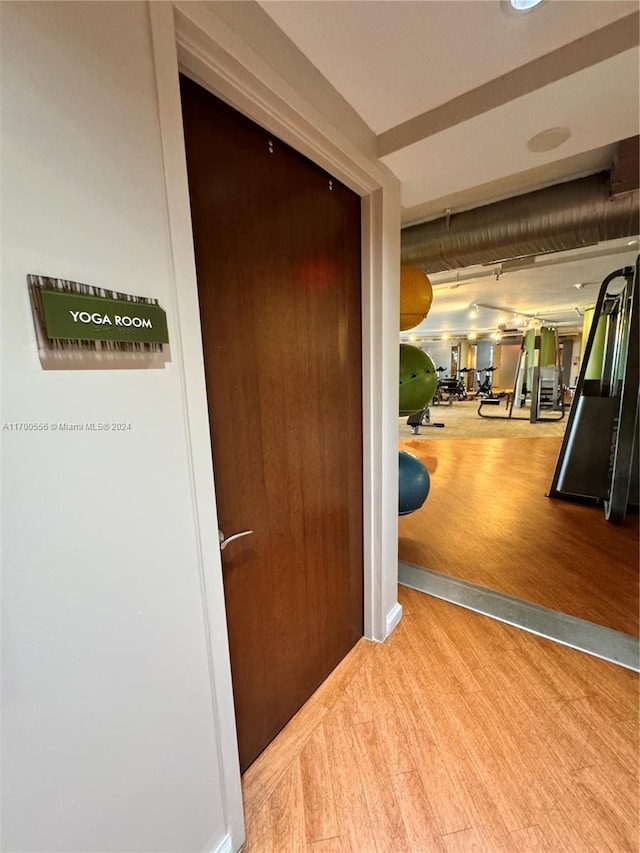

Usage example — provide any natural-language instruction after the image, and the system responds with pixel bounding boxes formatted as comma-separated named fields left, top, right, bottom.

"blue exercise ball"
left=398, top=450, right=430, bottom=516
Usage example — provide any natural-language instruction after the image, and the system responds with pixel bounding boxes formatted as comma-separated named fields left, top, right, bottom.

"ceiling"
left=256, top=0, right=639, bottom=338
left=401, top=236, right=639, bottom=343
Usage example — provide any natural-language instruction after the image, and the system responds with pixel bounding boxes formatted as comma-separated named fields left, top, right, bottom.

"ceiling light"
left=526, top=127, right=571, bottom=153
left=502, top=0, right=545, bottom=15
left=409, top=334, right=418, bottom=342
left=467, top=332, right=477, bottom=340
left=510, top=0, right=544, bottom=9
left=469, top=304, right=479, bottom=319
left=442, top=333, right=450, bottom=341
left=513, top=314, right=524, bottom=324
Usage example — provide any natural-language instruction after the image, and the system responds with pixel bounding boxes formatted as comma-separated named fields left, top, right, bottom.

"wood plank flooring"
left=398, top=436, right=639, bottom=637
left=241, top=586, right=639, bottom=852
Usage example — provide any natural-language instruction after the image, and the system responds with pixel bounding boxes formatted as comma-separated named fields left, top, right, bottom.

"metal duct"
left=401, top=172, right=640, bottom=273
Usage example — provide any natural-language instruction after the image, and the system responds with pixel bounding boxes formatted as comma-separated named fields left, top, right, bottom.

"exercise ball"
left=399, top=344, right=438, bottom=415
left=400, top=266, right=433, bottom=331
left=399, top=450, right=430, bottom=516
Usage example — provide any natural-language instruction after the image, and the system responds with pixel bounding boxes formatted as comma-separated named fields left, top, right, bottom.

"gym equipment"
left=400, top=266, right=433, bottom=331
left=478, top=331, right=565, bottom=422
left=399, top=344, right=438, bottom=415
left=548, top=260, right=638, bottom=523
left=433, top=372, right=467, bottom=405
left=432, top=367, right=448, bottom=405
left=398, top=449, right=431, bottom=515
left=474, top=365, right=498, bottom=399
left=406, top=405, right=445, bottom=434
left=459, top=366, right=474, bottom=395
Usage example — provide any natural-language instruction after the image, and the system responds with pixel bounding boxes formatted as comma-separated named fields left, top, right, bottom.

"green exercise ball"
left=399, top=344, right=438, bottom=416
left=399, top=450, right=430, bottom=516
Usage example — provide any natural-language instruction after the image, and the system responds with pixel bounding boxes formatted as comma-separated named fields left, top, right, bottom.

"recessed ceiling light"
left=527, top=127, right=572, bottom=153
left=502, top=0, right=545, bottom=15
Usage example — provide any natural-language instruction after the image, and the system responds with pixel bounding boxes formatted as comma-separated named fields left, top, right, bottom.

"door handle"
left=219, top=529, right=254, bottom=551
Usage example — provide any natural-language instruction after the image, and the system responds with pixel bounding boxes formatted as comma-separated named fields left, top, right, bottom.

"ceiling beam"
left=377, top=11, right=640, bottom=158
left=611, top=135, right=640, bottom=196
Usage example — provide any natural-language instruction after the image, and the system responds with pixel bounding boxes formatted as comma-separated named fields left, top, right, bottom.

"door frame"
left=149, top=3, right=401, bottom=848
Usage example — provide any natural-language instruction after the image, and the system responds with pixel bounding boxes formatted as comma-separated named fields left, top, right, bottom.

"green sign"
left=39, top=290, right=169, bottom=344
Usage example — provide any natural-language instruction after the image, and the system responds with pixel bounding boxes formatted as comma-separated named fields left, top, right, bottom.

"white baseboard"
left=385, top=601, right=403, bottom=637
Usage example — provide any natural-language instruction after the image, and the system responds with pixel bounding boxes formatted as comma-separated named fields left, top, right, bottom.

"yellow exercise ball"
left=400, top=265, right=433, bottom=331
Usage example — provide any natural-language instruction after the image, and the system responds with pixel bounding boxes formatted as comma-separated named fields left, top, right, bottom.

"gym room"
left=397, top=235, right=639, bottom=638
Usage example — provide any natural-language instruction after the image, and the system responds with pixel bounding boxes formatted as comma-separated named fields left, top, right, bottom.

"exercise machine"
left=459, top=367, right=474, bottom=396
left=474, top=365, right=498, bottom=399
left=433, top=367, right=467, bottom=405
left=478, top=330, right=565, bottom=422
left=548, top=260, right=638, bottom=523
left=406, top=406, right=445, bottom=434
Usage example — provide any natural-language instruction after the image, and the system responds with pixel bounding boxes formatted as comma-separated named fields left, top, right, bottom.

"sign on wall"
left=28, top=275, right=170, bottom=370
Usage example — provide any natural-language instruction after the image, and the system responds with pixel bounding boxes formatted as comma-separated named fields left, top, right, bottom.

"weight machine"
left=548, top=260, right=639, bottom=523
left=478, top=329, right=565, bottom=422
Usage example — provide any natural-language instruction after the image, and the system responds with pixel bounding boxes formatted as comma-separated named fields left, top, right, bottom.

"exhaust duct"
left=401, top=172, right=639, bottom=273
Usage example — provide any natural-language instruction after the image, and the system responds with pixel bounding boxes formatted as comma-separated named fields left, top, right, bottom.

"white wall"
left=1, top=3, right=235, bottom=850
left=422, top=342, right=453, bottom=375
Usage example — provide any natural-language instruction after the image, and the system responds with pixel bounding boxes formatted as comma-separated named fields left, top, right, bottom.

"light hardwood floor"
left=241, top=586, right=639, bottom=852
left=398, top=436, right=639, bottom=637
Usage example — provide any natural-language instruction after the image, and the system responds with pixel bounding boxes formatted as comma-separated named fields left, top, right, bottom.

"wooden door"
left=180, top=76, right=363, bottom=772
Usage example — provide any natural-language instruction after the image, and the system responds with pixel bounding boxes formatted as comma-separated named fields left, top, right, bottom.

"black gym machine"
left=548, top=259, right=639, bottom=523
left=432, top=366, right=468, bottom=405
left=474, top=365, right=498, bottom=399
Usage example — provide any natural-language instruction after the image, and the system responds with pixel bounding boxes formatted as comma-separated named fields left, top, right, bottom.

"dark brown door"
left=180, top=76, right=363, bottom=771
